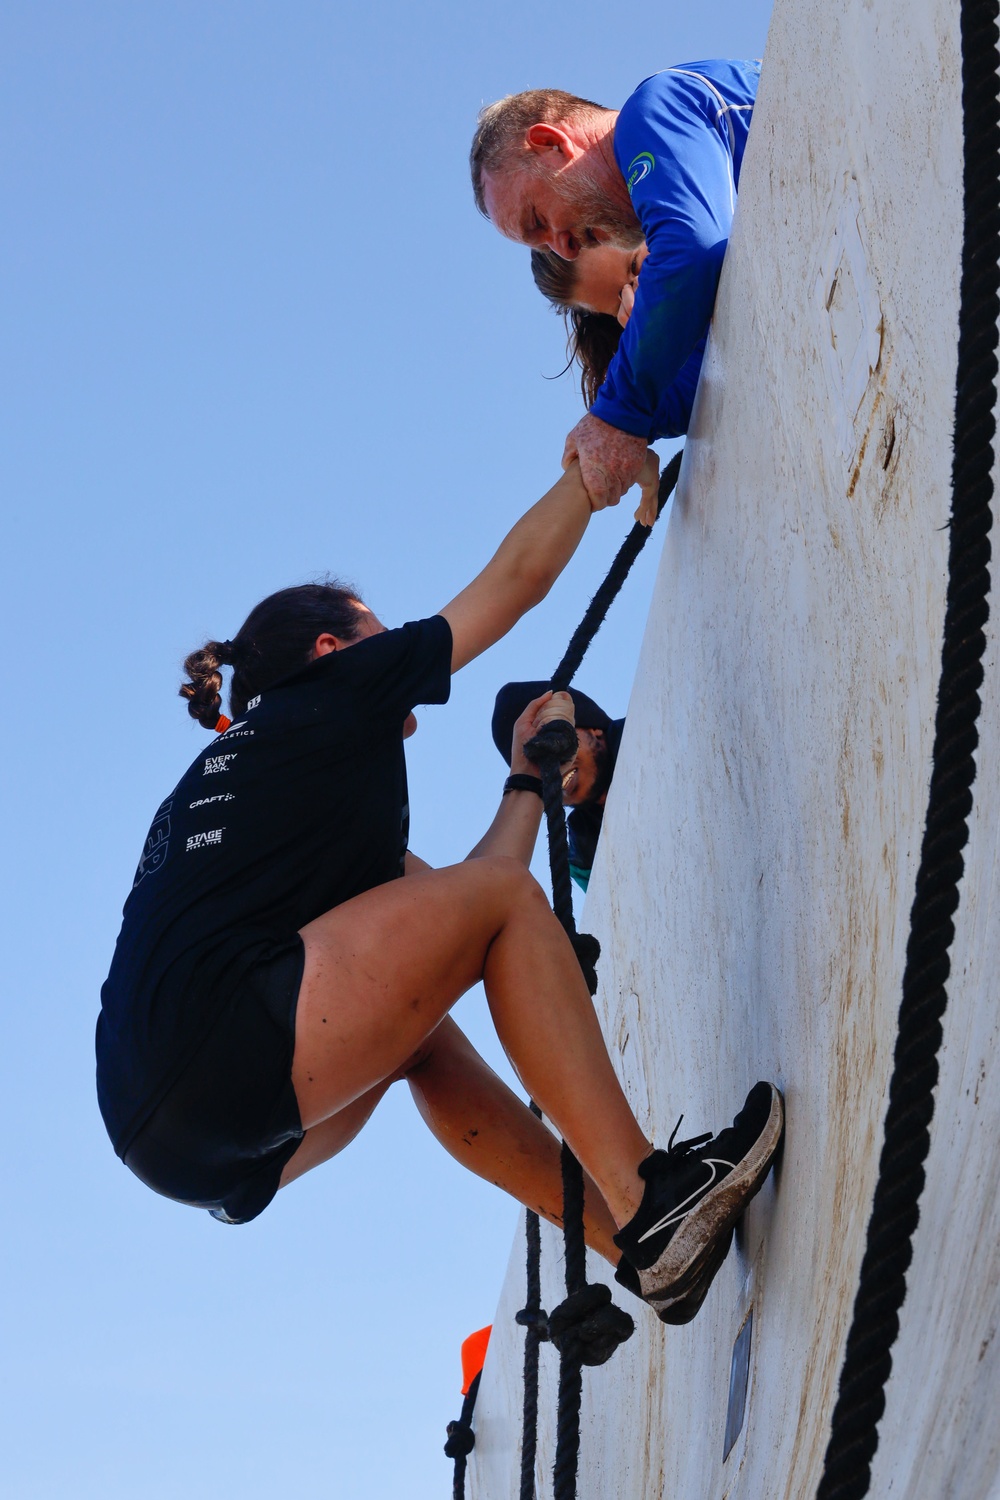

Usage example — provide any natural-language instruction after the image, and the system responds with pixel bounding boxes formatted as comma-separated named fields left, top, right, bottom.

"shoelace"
left=635, top=1119, right=739, bottom=1245
left=666, top=1114, right=713, bottom=1158
left=636, top=1116, right=713, bottom=1183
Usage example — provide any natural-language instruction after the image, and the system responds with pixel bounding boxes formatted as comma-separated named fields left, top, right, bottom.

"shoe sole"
left=646, top=1227, right=735, bottom=1325
left=638, top=1085, right=784, bottom=1304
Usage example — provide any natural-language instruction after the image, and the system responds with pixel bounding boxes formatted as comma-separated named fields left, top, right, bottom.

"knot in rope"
left=515, top=1306, right=551, bottom=1339
left=570, top=932, right=601, bottom=996
left=547, top=1283, right=635, bottom=1368
left=445, top=1368, right=483, bottom=1499
left=443, top=1421, right=477, bottom=1460
left=524, top=716, right=579, bottom=768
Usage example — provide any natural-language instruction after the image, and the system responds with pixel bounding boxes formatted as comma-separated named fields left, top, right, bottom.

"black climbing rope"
left=442, top=452, right=681, bottom=1499
left=815, top=3, right=999, bottom=1495
left=551, top=448, right=684, bottom=693
left=515, top=1106, right=548, bottom=1500
left=445, top=1370, right=482, bottom=1500
left=514, top=449, right=683, bottom=1500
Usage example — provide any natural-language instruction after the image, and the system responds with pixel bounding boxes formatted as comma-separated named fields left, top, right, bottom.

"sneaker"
left=613, top=1082, right=784, bottom=1310
left=615, top=1226, right=735, bottom=1325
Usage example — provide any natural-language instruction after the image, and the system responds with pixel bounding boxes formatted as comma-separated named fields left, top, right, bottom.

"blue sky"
left=0, top=4, right=772, bottom=1495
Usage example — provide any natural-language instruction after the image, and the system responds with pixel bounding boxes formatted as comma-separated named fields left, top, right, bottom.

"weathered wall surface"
left=469, top=0, right=1000, bottom=1495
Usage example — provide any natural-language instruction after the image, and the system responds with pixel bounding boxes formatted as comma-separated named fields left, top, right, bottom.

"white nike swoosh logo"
left=636, top=1157, right=736, bottom=1244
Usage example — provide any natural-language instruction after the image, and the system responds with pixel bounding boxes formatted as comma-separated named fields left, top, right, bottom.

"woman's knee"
left=393, top=1035, right=438, bottom=1080
left=468, top=855, right=545, bottom=914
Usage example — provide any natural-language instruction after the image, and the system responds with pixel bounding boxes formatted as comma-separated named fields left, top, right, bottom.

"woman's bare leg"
left=404, top=1018, right=620, bottom=1262
left=291, top=856, right=650, bottom=1227
left=279, top=1077, right=393, bottom=1185
left=279, top=1017, right=620, bottom=1262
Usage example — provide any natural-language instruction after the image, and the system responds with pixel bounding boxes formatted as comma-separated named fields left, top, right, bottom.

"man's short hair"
left=470, top=88, right=609, bottom=217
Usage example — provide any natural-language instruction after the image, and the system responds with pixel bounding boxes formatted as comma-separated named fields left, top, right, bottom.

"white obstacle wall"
left=469, top=0, right=1000, bottom=1495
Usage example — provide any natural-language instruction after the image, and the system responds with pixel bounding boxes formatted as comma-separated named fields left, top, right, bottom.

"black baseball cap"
left=491, top=680, right=624, bottom=768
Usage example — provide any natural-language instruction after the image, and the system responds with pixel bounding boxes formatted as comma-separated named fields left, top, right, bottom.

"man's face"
left=561, top=727, right=608, bottom=806
left=483, top=157, right=642, bottom=261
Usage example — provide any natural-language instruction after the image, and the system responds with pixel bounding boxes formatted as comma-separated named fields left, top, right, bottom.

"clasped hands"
left=563, top=413, right=660, bottom=527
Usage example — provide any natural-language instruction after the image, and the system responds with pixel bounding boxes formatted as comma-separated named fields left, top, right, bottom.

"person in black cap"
left=493, top=681, right=624, bottom=891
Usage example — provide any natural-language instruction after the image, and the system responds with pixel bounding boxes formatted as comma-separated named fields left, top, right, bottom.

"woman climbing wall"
left=95, top=452, right=782, bottom=1326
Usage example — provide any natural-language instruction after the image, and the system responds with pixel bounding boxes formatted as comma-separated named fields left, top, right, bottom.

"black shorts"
left=123, top=937, right=306, bottom=1225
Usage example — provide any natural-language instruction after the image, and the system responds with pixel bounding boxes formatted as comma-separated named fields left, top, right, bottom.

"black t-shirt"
left=96, top=615, right=453, bottom=1156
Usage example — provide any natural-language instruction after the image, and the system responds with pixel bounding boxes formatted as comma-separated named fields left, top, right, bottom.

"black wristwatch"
left=503, top=774, right=544, bottom=798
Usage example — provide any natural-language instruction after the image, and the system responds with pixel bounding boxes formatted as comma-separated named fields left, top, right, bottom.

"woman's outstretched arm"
left=439, top=454, right=658, bottom=673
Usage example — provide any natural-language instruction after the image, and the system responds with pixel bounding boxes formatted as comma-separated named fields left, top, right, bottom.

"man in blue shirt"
left=470, top=62, right=759, bottom=508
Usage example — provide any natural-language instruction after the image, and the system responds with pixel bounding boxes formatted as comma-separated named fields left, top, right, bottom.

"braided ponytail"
left=179, top=640, right=235, bottom=729
left=179, top=581, right=364, bottom=731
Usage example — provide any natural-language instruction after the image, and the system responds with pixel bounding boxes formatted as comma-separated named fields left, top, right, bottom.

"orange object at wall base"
left=461, top=1326, right=492, bottom=1395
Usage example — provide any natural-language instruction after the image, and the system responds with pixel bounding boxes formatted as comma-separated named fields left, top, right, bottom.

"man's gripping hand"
left=510, top=691, right=578, bottom=777
left=633, top=448, right=661, bottom=528
left=562, top=412, right=649, bottom=511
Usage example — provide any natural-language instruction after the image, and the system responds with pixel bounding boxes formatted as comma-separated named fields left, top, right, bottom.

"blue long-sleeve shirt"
left=591, top=60, right=760, bottom=440
left=653, top=336, right=707, bottom=439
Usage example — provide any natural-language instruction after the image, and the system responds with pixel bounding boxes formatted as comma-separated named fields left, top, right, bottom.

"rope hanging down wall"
left=516, top=449, right=683, bottom=1500
left=444, top=450, right=681, bottom=1500
left=444, top=1371, right=481, bottom=1500
left=815, top=3, right=999, bottom=1495
left=444, top=453, right=681, bottom=1499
